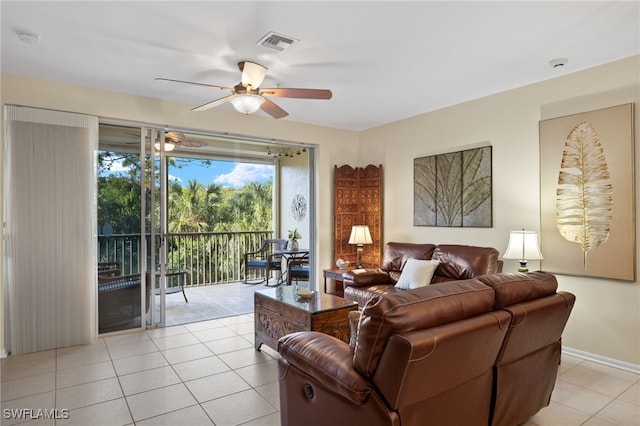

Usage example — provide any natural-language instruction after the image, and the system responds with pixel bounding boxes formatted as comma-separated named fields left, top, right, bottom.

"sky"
left=102, top=155, right=273, bottom=188
left=170, top=159, right=273, bottom=188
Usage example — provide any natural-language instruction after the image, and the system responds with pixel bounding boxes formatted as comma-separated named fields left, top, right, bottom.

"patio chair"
left=243, top=238, right=287, bottom=284
left=286, top=256, right=310, bottom=286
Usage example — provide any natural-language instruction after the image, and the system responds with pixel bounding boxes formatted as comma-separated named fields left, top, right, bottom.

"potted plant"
left=287, top=229, right=301, bottom=251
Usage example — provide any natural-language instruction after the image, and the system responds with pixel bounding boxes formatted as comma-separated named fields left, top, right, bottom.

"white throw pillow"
left=395, top=259, right=440, bottom=290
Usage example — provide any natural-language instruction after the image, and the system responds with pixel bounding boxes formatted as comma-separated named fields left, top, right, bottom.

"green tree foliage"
left=98, top=152, right=274, bottom=283
left=98, top=152, right=273, bottom=233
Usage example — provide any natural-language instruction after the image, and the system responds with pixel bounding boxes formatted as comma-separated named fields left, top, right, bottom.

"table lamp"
left=503, top=229, right=544, bottom=272
left=348, top=225, right=373, bottom=269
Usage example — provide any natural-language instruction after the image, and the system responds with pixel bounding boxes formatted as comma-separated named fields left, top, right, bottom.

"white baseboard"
left=563, top=346, right=640, bottom=374
left=0, top=349, right=7, bottom=359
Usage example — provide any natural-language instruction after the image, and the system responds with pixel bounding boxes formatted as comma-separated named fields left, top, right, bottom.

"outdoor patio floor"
left=159, top=279, right=281, bottom=327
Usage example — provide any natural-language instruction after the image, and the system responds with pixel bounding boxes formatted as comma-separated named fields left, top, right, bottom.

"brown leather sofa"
left=277, top=271, right=575, bottom=426
left=343, top=242, right=503, bottom=307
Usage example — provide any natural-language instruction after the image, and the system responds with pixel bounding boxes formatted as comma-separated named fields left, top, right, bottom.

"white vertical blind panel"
left=5, top=106, right=98, bottom=354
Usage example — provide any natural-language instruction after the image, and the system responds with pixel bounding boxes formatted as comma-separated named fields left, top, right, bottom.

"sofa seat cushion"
left=353, top=279, right=496, bottom=377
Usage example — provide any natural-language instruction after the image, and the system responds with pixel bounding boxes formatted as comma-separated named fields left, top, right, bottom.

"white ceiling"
left=1, top=1, right=639, bottom=131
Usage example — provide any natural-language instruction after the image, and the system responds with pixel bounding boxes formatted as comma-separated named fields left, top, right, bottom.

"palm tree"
left=169, top=179, right=211, bottom=232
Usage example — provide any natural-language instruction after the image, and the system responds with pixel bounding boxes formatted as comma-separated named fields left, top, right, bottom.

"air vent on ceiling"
left=257, top=32, right=298, bottom=51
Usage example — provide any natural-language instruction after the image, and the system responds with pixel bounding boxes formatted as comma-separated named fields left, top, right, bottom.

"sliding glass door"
left=97, top=124, right=169, bottom=333
left=97, top=121, right=315, bottom=332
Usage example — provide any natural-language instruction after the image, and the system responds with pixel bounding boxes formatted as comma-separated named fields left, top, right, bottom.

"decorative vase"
left=288, top=239, right=299, bottom=251
left=336, top=259, right=350, bottom=269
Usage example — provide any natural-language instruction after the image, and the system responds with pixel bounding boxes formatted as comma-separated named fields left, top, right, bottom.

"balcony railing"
left=98, top=231, right=274, bottom=286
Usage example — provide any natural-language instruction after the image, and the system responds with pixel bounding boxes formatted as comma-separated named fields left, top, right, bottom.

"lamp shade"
left=348, top=225, right=373, bottom=245
left=229, top=94, right=265, bottom=114
left=503, top=230, right=543, bottom=261
left=240, top=61, right=268, bottom=88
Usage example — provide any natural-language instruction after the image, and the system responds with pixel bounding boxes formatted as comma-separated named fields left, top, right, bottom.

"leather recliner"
left=277, top=271, right=575, bottom=426
left=478, top=272, right=576, bottom=426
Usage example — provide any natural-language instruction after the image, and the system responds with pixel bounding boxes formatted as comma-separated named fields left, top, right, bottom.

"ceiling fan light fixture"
left=240, top=61, right=267, bottom=89
left=154, top=141, right=175, bottom=152
left=230, top=94, right=265, bottom=115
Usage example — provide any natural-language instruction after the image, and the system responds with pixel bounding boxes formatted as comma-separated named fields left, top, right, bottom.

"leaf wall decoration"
left=461, top=147, right=492, bottom=226
left=414, top=146, right=491, bottom=227
left=436, top=152, right=463, bottom=226
left=414, top=155, right=437, bottom=219
left=556, top=121, right=613, bottom=268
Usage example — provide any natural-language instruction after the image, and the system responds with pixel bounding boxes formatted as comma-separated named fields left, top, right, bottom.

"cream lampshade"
left=348, top=225, right=373, bottom=269
left=503, top=229, right=544, bottom=272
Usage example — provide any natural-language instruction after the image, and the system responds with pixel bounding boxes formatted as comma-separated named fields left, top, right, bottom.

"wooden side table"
left=323, top=268, right=353, bottom=297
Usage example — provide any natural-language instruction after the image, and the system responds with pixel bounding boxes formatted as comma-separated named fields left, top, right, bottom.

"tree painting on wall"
left=539, top=103, right=635, bottom=281
left=414, top=146, right=492, bottom=227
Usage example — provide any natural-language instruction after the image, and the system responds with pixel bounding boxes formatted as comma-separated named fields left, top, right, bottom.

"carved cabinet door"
left=333, top=164, right=383, bottom=268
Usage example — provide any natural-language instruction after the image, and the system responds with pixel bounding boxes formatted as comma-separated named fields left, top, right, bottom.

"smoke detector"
left=549, top=58, right=568, bottom=68
left=257, top=32, right=298, bottom=51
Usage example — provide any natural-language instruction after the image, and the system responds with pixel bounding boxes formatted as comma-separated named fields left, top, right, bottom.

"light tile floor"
left=1, top=313, right=639, bottom=425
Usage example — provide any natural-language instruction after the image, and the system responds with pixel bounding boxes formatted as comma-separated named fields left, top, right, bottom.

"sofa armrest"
left=278, top=331, right=373, bottom=404
left=343, top=268, right=391, bottom=287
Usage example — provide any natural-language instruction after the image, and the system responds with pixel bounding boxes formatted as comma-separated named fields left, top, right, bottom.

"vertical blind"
left=4, top=105, right=98, bottom=354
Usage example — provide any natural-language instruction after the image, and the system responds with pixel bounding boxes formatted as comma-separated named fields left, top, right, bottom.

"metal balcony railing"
left=98, top=231, right=274, bottom=286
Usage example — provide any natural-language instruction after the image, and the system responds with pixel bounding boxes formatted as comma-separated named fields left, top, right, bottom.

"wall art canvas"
left=539, top=103, right=635, bottom=280
left=414, top=146, right=492, bottom=227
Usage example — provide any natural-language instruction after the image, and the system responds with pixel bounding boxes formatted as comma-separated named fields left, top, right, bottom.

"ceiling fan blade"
left=192, top=94, right=236, bottom=112
left=259, top=87, right=332, bottom=100
left=260, top=99, right=289, bottom=119
left=239, top=61, right=267, bottom=89
left=178, top=136, right=207, bottom=147
left=155, top=77, right=233, bottom=92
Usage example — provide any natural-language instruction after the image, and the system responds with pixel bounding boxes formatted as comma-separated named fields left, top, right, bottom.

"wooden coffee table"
left=254, top=286, right=358, bottom=351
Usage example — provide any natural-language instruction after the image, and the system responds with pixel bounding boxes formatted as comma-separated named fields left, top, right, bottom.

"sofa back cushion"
left=353, top=279, right=495, bottom=377
left=476, top=271, right=558, bottom=308
left=431, top=244, right=501, bottom=283
left=380, top=242, right=436, bottom=283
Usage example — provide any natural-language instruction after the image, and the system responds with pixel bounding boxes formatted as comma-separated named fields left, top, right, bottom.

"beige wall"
left=2, top=55, right=639, bottom=365
left=279, top=151, right=310, bottom=250
left=359, top=55, right=640, bottom=366
left=0, top=73, right=359, bottom=355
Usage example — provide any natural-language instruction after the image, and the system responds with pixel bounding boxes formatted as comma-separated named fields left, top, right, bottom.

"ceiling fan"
left=156, top=61, right=333, bottom=119
left=126, top=131, right=206, bottom=151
